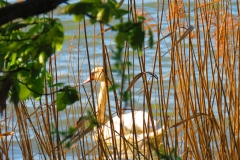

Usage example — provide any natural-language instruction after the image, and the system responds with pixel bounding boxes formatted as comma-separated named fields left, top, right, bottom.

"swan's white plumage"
left=102, top=111, right=158, bottom=144
left=83, top=67, right=164, bottom=145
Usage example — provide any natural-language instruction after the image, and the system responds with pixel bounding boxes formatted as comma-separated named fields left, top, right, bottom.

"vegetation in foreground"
left=0, top=0, right=239, bottom=159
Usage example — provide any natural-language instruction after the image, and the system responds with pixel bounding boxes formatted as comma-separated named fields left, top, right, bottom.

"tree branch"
left=18, top=80, right=64, bottom=96
left=0, top=0, right=68, bottom=26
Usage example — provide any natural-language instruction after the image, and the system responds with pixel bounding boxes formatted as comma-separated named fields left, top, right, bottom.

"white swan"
left=83, top=67, right=164, bottom=146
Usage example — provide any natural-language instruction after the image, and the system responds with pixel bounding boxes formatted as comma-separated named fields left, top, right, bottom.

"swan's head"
left=83, top=67, right=105, bottom=84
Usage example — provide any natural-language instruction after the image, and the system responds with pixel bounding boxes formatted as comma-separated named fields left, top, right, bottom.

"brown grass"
left=1, top=0, right=240, bottom=159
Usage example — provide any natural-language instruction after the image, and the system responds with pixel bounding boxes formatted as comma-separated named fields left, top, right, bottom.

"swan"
left=83, top=67, right=164, bottom=147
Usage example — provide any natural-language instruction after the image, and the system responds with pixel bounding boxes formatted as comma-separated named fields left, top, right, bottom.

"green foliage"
left=148, top=28, right=154, bottom=48
left=0, top=17, right=68, bottom=111
left=128, top=22, right=145, bottom=50
left=56, top=86, right=79, bottom=111
left=0, top=0, right=9, bottom=7
left=0, top=18, right=64, bottom=69
left=63, top=0, right=128, bottom=24
left=0, top=74, right=13, bottom=112
left=10, top=78, right=20, bottom=106
left=64, top=0, right=149, bottom=51
left=0, top=0, right=153, bottom=113
left=122, top=90, right=130, bottom=102
left=113, top=21, right=145, bottom=49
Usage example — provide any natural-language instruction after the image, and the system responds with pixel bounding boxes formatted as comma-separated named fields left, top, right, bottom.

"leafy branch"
left=63, top=0, right=153, bottom=50
left=0, top=16, right=74, bottom=112
left=17, top=80, right=64, bottom=96
left=0, top=0, right=153, bottom=113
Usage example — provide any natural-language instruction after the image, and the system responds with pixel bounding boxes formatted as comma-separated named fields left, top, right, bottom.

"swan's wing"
left=102, top=111, right=158, bottom=140
left=125, top=111, right=157, bottom=134
left=103, top=115, right=135, bottom=137
left=102, top=116, right=121, bottom=140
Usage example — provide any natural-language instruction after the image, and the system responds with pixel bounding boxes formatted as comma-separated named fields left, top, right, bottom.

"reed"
left=0, top=0, right=240, bottom=159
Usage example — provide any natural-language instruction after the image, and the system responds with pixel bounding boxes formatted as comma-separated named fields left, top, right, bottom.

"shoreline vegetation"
left=0, top=0, right=240, bottom=159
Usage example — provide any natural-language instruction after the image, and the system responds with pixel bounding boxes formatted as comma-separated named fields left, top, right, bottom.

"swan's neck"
left=96, top=81, right=107, bottom=124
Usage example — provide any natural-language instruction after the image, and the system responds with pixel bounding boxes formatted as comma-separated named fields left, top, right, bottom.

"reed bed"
left=0, top=0, right=240, bottom=159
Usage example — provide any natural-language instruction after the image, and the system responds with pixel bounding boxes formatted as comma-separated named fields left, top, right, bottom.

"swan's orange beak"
left=82, top=76, right=93, bottom=85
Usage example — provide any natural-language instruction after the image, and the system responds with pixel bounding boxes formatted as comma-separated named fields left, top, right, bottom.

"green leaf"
left=74, top=14, right=84, bottom=21
left=97, top=5, right=112, bottom=23
left=56, top=92, right=66, bottom=111
left=32, top=63, right=43, bottom=79
left=138, top=16, right=146, bottom=21
left=6, top=22, right=29, bottom=33
left=68, top=127, right=76, bottom=135
left=28, top=23, right=44, bottom=37
left=63, top=86, right=79, bottom=104
left=90, top=18, right=97, bottom=24
left=63, top=1, right=101, bottom=15
left=50, top=83, right=65, bottom=88
left=113, top=9, right=129, bottom=19
left=51, top=21, right=64, bottom=51
left=56, top=86, right=79, bottom=111
left=0, top=74, right=13, bottom=112
left=0, top=0, right=9, bottom=7
left=122, top=90, right=130, bottom=101
left=148, top=28, right=154, bottom=48
left=17, top=66, right=32, bottom=82
left=30, top=77, right=44, bottom=98
left=45, top=71, right=53, bottom=87
left=66, top=141, right=71, bottom=148
left=115, top=32, right=128, bottom=46
left=113, top=21, right=133, bottom=32
left=129, top=22, right=145, bottom=50
left=39, top=52, right=47, bottom=64
left=18, top=83, right=32, bottom=100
